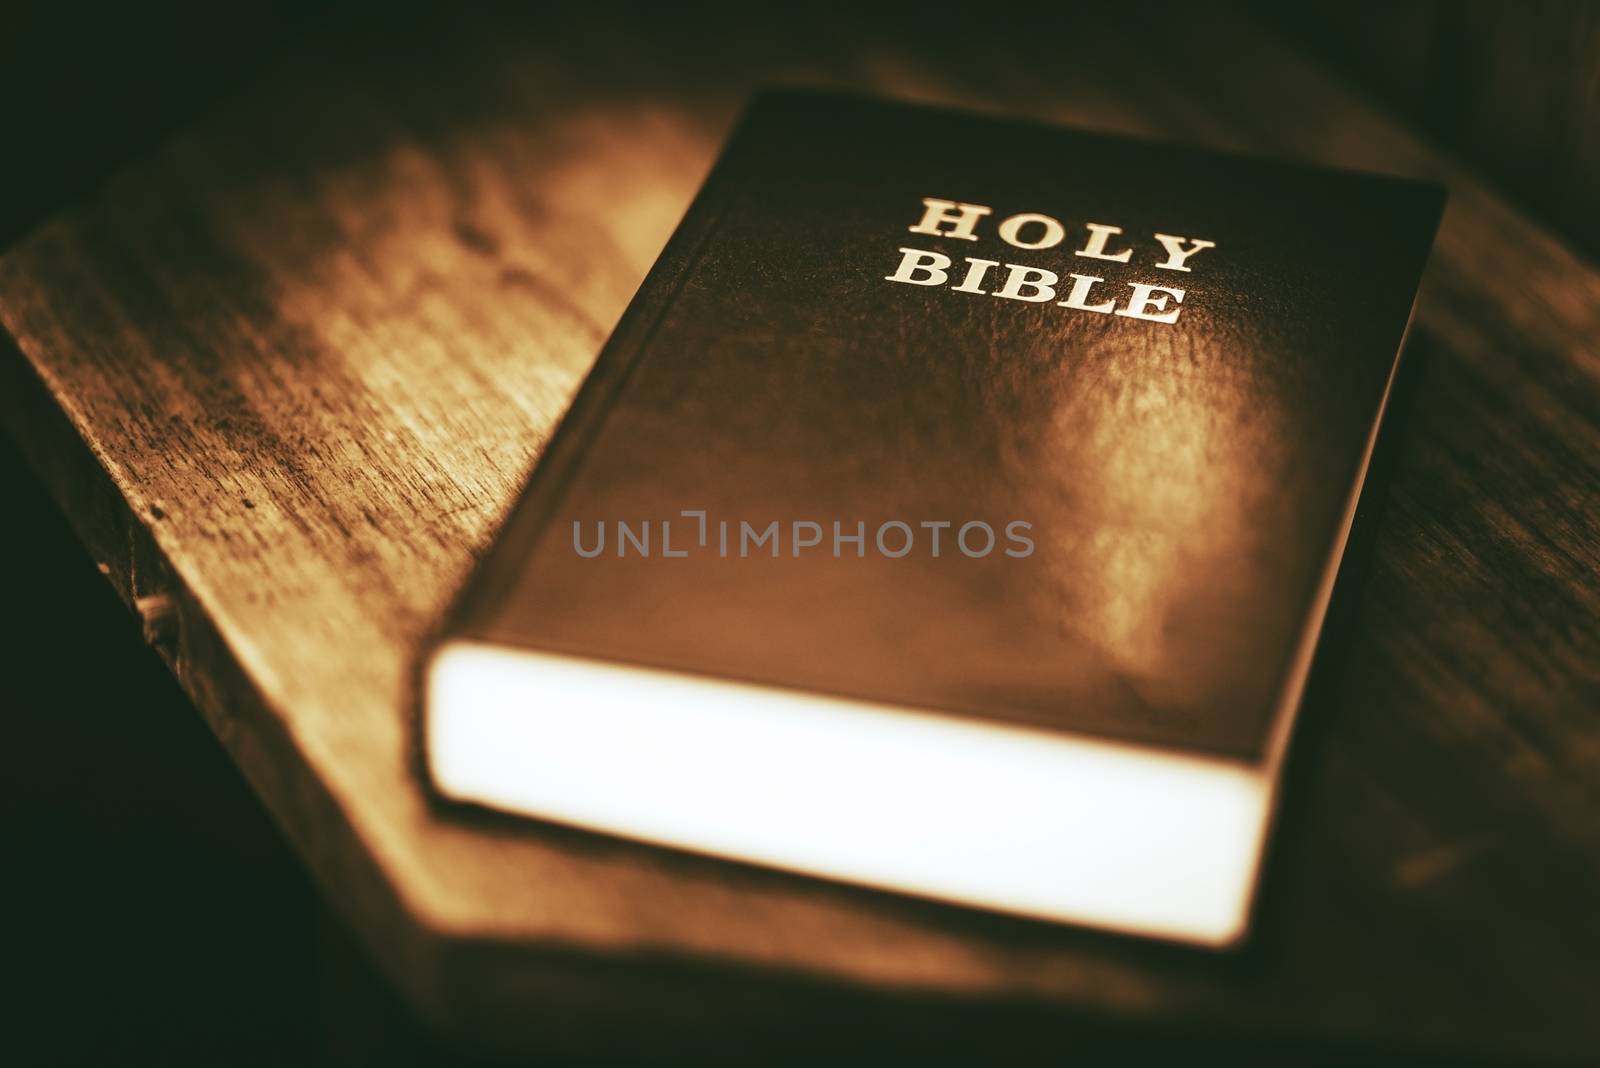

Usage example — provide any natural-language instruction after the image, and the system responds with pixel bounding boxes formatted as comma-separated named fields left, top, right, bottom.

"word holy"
left=572, top=511, right=1035, bottom=559
left=885, top=197, right=1217, bottom=324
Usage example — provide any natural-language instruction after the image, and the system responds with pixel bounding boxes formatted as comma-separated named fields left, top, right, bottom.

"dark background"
left=6, top=432, right=327, bottom=1064
left=1259, top=0, right=1600, bottom=260
left=4, top=2, right=1595, bottom=258
left=3, top=7, right=451, bottom=1064
left=2, top=3, right=1595, bottom=1065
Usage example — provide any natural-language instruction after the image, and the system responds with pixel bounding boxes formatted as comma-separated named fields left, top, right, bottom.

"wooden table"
left=3, top=5, right=1596, bottom=1061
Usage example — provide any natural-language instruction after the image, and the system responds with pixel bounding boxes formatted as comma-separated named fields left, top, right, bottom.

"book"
left=422, top=90, right=1443, bottom=947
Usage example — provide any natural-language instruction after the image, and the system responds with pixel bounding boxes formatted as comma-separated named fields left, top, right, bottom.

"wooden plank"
left=2, top=4, right=1596, bottom=1059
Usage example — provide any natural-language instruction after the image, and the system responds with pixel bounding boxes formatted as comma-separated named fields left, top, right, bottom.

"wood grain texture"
left=2, top=4, right=1596, bottom=1060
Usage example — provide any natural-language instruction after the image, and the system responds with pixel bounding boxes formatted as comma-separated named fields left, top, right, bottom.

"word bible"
left=422, top=91, right=1442, bottom=947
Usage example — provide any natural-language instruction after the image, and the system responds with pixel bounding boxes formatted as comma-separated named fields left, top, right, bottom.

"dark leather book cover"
left=424, top=90, right=1443, bottom=945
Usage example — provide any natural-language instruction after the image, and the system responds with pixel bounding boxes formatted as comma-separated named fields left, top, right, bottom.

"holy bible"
left=422, top=90, right=1443, bottom=946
